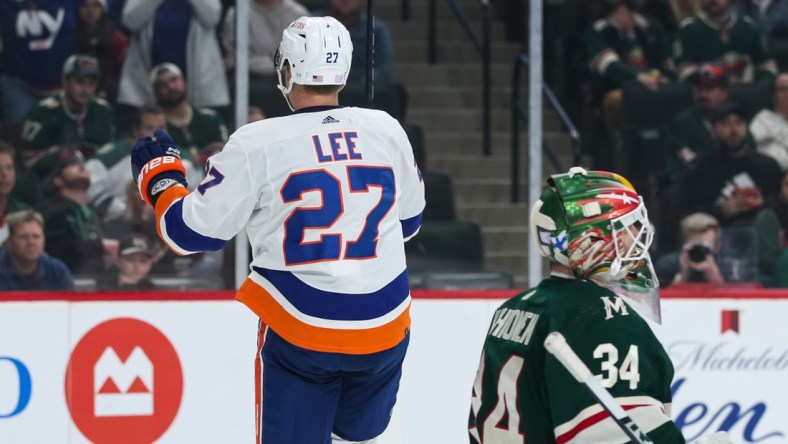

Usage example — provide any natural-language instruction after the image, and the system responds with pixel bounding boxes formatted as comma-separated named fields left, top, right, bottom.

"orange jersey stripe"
left=236, top=278, right=410, bottom=355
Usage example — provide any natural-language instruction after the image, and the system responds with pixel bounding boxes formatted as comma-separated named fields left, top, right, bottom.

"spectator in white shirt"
left=751, top=72, right=788, bottom=169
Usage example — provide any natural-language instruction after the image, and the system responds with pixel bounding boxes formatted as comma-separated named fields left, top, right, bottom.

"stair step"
left=452, top=179, right=529, bottom=203
left=427, top=151, right=573, bottom=180
left=387, top=21, right=510, bottom=41
left=393, top=64, right=513, bottom=89
left=409, top=109, right=567, bottom=134
left=458, top=204, right=529, bottom=235
left=394, top=41, right=522, bottom=64
left=425, top=135, right=574, bottom=164
left=405, top=86, right=511, bottom=108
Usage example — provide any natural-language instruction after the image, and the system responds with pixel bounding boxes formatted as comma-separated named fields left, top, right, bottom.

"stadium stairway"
left=375, top=0, right=576, bottom=288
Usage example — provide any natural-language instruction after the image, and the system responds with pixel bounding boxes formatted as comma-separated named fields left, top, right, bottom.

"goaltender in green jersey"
left=469, top=168, right=689, bottom=443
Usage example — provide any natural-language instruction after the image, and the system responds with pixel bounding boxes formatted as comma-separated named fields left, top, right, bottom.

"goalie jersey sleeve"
left=152, top=106, right=425, bottom=354
left=468, top=275, right=685, bottom=444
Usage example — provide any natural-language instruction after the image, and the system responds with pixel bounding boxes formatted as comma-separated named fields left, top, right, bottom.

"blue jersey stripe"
left=253, top=267, right=409, bottom=321
left=163, top=200, right=228, bottom=252
left=401, top=213, right=422, bottom=239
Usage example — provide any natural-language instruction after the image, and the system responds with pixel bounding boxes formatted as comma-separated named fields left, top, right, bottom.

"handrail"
left=427, top=0, right=492, bottom=156
left=401, top=0, right=410, bottom=20
left=511, top=54, right=582, bottom=203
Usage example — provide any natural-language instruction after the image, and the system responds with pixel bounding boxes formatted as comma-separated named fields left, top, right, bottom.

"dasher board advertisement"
left=0, top=300, right=258, bottom=443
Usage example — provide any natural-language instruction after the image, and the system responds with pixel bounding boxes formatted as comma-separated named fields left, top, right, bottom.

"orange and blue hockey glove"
left=131, top=128, right=188, bottom=207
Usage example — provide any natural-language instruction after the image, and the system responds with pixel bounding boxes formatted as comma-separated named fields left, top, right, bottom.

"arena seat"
left=422, top=171, right=456, bottom=221
left=405, top=220, right=486, bottom=287
left=404, top=123, right=426, bottom=171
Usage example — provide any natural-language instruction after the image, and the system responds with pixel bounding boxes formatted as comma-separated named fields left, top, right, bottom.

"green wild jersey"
left=166, top=105, right=227, bottom=162
left=469, top=275, right=685, bottom=444
left=676, top=14, right=776, bottom=83
left=21, top=93, right=115, bottom=154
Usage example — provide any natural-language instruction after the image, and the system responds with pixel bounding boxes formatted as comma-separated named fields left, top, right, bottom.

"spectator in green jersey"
left=34, top=148, right=117, bottom=276
left=676, top=0, right=777, bottom=84
left=19, top=54, right=116, bottom=179
left=584, top=0, right=675, bottom=135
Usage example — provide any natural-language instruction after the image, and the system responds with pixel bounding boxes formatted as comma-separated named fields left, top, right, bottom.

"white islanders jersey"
left=153, top=106, right=425, bottom=354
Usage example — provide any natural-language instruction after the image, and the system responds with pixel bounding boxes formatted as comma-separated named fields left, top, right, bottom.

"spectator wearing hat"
left=19, top=54, right=115, bottom=179
left=750, top=72, right=788, bottom=169
left=675, top=0, right=777, bottom=85
left=33, top=148, right=115, bottom=276
left=0, top=210, right=74, bottom=291
left=97, top=232, right=157, bottom=290
left=674, top=101, right=783, bottom=228
left=661, top=65, right=730, bottom=179
left=0, top=0, right=81, bottom=124
left=116, top=0, right=229, bottom=111
left=0, top=142, right=30, bottom=246
left=150, top=63, right=228, bottom=170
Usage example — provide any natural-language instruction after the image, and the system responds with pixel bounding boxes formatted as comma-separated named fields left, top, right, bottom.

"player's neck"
left=290, top=91, right=339, bottom=111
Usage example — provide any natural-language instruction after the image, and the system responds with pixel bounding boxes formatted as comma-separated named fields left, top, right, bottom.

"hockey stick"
left=544, top=332, right=654, bottom=444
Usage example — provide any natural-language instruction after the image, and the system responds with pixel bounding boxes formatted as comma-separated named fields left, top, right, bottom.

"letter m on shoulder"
left=601, top=296, right=629, bottom=320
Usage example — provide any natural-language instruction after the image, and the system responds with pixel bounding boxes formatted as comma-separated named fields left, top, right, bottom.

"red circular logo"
left=65, top=318, right=183, bottom=444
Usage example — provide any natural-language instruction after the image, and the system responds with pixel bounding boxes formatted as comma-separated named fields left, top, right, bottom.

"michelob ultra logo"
left=65, top=318, right=183, bottom=443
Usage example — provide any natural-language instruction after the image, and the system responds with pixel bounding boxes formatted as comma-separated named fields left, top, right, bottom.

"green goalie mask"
left=530, top=167, right=662, bottom=322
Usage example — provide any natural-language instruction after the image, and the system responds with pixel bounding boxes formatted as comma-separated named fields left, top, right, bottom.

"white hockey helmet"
left=274, top=16, right=353, bottom=105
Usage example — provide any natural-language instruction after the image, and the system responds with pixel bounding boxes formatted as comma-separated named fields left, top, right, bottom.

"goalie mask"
left=274, top=16, right=353, bottom=111
left=530, top=167, right=662, bottom=322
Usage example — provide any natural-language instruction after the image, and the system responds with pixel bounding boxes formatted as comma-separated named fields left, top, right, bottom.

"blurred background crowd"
left=0, top=0, right=386, bottom=291
left=3, top=0, right=788, bottom=292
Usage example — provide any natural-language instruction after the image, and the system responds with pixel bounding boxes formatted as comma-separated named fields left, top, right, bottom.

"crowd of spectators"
left=558, top=0, right=788, bottom=288
left=0, top=0, right=393, bottom=291
left=7, top=0, right=788, bottom=291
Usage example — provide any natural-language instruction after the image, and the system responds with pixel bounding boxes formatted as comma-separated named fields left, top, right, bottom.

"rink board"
left=0, top=288, right=785, bottom=443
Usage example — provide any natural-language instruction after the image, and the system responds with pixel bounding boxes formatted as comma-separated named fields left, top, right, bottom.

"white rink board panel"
left=1, top=294, right=787, bottom=443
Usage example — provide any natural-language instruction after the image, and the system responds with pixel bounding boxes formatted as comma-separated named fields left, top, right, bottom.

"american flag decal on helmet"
left=312, top=75, right=324, bottom=82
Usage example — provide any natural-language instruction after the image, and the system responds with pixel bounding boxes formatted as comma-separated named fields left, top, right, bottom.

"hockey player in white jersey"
left=130, top=16, right=425, bottom=444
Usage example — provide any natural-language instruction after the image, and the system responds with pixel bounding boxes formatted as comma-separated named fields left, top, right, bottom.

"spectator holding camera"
left=657, top=212, right=725, bottom=286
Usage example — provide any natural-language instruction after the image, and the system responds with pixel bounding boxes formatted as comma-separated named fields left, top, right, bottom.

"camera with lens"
left=687, top=243, right=712, bottom=263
